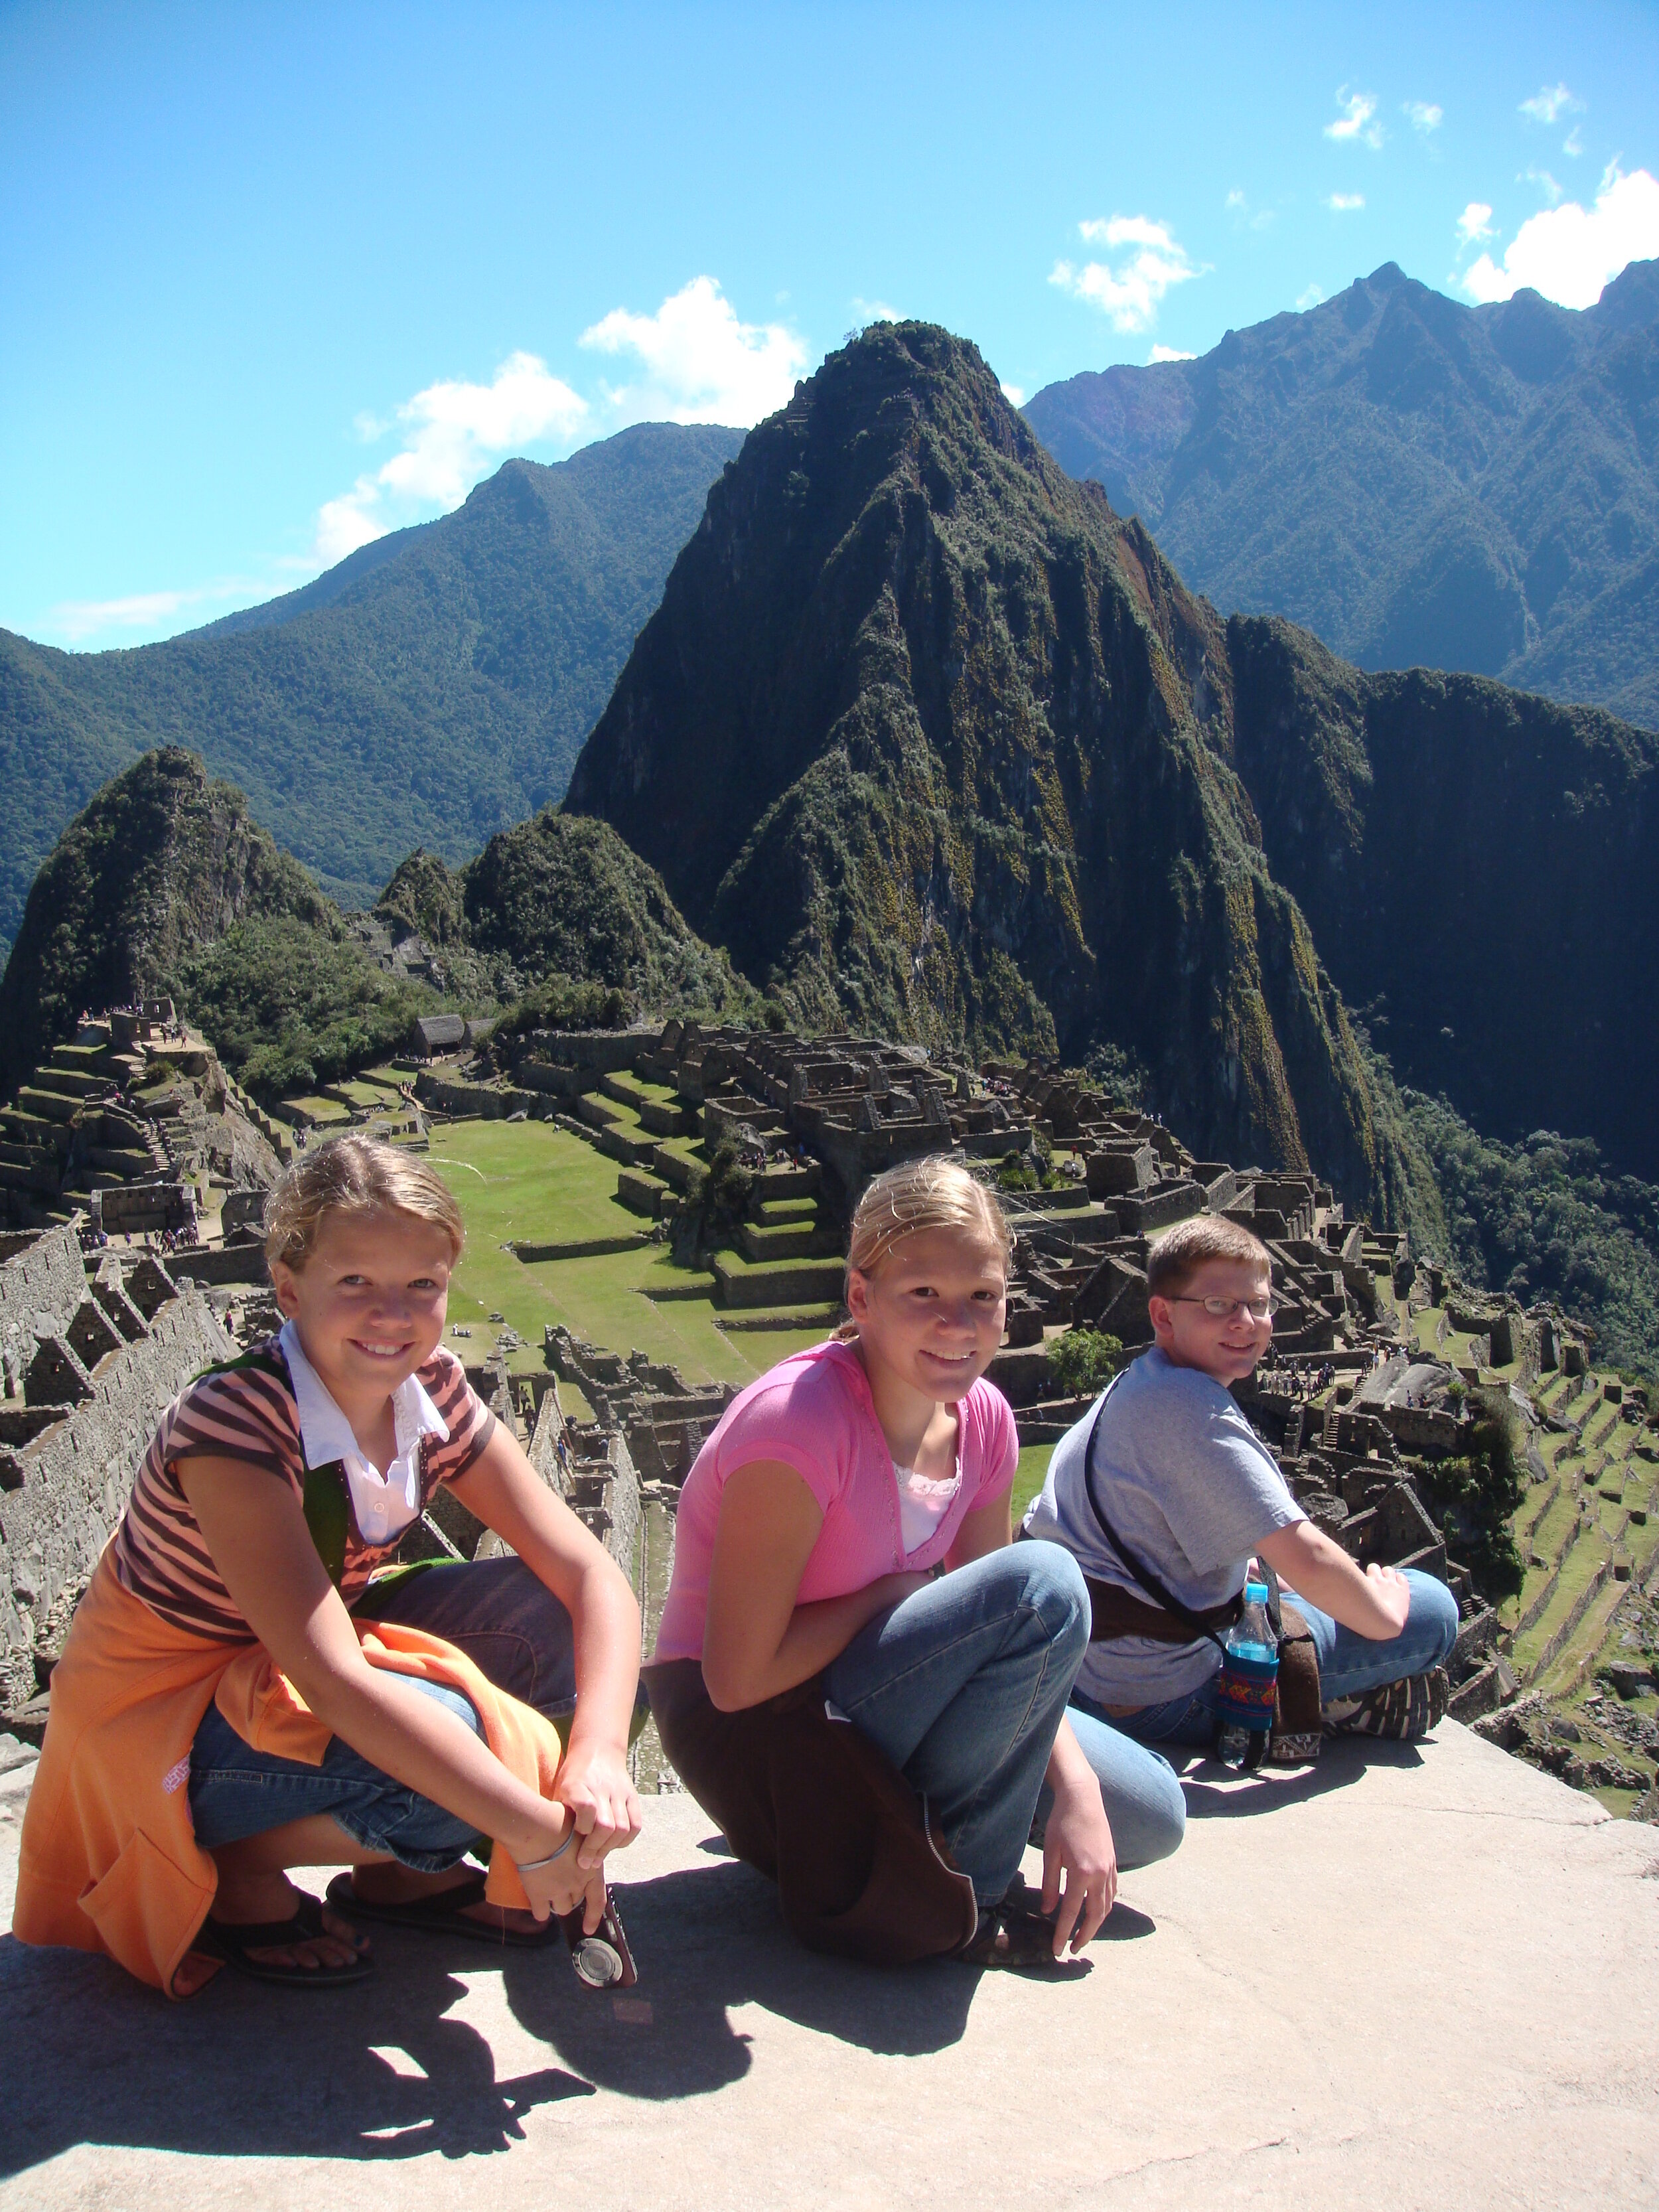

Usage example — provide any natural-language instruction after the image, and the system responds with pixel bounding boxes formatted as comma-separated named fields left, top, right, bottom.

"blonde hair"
left=1146, top=1213, right=1270, bottom=1299
left=833, top=1153, right=1012, bottom=1338
left=261, top=1134, right=465, bottom=1274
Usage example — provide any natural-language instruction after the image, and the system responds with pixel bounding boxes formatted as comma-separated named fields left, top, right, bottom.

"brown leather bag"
left=642, top=1658, right=979, bottom=1965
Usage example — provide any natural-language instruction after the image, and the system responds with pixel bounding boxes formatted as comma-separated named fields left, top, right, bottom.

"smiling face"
left=269, top=1207, right=453, bottom=1425
left=1148, top=1256, right=1273, bottom=1385
left=845, top=1225, right=1009, bottom=1408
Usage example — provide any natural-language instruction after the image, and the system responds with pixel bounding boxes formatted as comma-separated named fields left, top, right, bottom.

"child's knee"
left=1010, top=1540, right=1090, bottom=1660
left=1408, top=1571, right=1461, bottom=1663
left=1135, top=1771, right=1187, bottom=1868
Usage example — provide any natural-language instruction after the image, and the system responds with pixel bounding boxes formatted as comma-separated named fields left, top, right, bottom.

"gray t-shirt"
left=1023, top=1348, right=1305, bottom=1705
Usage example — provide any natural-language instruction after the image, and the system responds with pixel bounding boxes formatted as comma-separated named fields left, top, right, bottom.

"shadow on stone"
left=1177, top=1737, right=1423, bottom=1821
left=1090, top=1900, right=1155, bottom=1941
left=0, top=1933, right=593, bottom=2177
left=503, top=1859, right=982, bottom=2093
left=0, top=1858, right=989, bottom=2176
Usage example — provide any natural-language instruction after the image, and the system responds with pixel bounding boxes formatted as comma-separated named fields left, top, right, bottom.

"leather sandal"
left=325, top=1869, right=563, bottom=1948
left=956, top=1883, right=1068, bottom=1971
left=202, top=1889, right=374, bottom=1986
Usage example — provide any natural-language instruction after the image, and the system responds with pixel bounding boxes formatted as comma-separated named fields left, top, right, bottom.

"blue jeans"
left=824, top=1542, right=1090, bottom=1908
left=187, top=1556, right=580, bottom=1870
left=1037, top=1710, right=1189, bottom=1869
left=1100, top=1567, right=1462, bottom=1749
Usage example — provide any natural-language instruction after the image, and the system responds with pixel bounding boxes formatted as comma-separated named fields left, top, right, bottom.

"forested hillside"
left=1025, top=259, right=1659, bottom=728
left=0, top=421, right=741, bottom=955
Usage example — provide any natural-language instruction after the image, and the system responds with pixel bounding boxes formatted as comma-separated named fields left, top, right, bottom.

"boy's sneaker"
left=1322, top=1666, right=1450, bottom=1741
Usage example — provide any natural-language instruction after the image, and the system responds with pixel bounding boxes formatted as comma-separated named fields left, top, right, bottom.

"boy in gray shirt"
left=1024, top=1217, right=1459, bottom=1858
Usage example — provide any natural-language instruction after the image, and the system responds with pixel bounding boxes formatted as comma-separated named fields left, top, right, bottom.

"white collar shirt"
left=278, top=1319, right=450, bottom=1547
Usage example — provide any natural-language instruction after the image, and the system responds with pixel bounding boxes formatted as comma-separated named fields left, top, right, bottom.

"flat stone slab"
left=3, top=1724, right=1656, bottom=2210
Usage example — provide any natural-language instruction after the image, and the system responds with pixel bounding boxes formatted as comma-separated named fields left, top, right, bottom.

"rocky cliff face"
left=1227, top=617, right=1659, bottom=1178
left=565, top=323, right=1425, bottom=1214
left=0, top=747, right=328, bottom=1091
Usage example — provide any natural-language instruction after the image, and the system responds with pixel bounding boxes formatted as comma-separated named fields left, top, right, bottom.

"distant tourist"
left=1024, top=1215, right=1459, bottom=1799
left=646, top=1154, right=1124, bottom=1971
left=15, top=1136, right=644, bottom=1997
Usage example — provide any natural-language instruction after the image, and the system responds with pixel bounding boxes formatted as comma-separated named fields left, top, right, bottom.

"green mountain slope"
left=378, top=818, right=758, bottom=1021
left=565, top=321, right=1433, bottom=1221
left=1, top=747, right=751, bottom=1100
left=1228, top=618, right=1659, bottom=1181
left=0, top=421, right=742, bottom=958
left=1025, top=259, right=1659, bottom=729
left=0, top=747, right=436, bottom=1098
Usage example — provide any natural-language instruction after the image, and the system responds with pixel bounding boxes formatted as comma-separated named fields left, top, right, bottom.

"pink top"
left=653, top=1339, right=1019, bottom=1664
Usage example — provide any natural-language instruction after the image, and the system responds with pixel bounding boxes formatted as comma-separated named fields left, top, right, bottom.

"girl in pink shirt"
left=650, top=1155, right=1116, bottom=1966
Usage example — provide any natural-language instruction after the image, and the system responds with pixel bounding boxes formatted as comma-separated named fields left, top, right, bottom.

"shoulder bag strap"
left=1079, top=1375, right=1239, bottom=1659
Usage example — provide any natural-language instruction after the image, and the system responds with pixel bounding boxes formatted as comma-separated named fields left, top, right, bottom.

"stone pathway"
left=2, top=1726, right=1656, bottom=2210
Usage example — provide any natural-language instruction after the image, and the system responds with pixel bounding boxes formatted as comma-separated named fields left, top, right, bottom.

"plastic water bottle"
left=1214, top=1578, right=1277, bottom=1770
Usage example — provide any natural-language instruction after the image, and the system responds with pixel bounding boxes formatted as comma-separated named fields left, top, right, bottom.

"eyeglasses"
left=1167, top=1293, right=1279, bottom=1321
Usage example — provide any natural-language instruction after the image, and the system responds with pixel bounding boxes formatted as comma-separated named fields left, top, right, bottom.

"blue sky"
left=3, top=0, right=1654, bottom=650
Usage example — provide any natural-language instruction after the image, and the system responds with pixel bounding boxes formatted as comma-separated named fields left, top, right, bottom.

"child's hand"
left=555, top=1743, right=644, bottom=1873
left=516, top=1809, right=594, bottom=1922
left=1041, top=1775, right=1118, bottom=1955
left=1364, top=1563, right=1413, bottom=1636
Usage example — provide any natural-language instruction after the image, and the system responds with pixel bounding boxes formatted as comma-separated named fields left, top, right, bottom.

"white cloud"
left=999, top=380, right=1026, bottom=406
left=47, top=579, right=261, bottom=644
left=1563, top=125, right=1585, bottom=159
left=1520, top=83, right=1583, bottom=125
left=1525, top=165, right=1565, bottom=206
left=315, top=350, right=589, bottom=562
left=1326, top=192, right=1366, bottom=213
left=1148, top=344, right=1196, bottom=364
left=850, top=296, right=901, bottom=325
left=580, top=275, right=808, bottom=431
left=1297, top=283, right=1325, bottom=311
left=1457, top=201, right=1495, bottom=246
left=1050, top=214, right=1204, bottom=332
left=1224, top=187, right=1274, bottom=231
left=1325, top=87, right=1384, bottom=149
left=1461, top=163, right=1659, bottom=309
left=1404, top=101, right=1443, bottom=135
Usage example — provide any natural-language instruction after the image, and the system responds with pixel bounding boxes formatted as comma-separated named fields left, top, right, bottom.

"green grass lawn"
left=427, top=1118, right=830, bottom=1394
left=1011, top=1442, right=1054, bottom=1524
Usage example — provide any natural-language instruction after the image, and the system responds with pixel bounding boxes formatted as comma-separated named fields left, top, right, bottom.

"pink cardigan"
left=654, top=1340, right=1018, bottom=1664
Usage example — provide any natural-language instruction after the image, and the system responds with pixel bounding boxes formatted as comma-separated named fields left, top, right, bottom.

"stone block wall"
left=0, top=1284, right=233, bottom=1668
left=0, top=1226, right=88, bottom=1388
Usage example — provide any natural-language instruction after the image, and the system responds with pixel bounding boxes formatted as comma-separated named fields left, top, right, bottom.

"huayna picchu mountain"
left=565, top=321, right=1659, bottom=1201
left=564, top=323, right=1428, bottom=1219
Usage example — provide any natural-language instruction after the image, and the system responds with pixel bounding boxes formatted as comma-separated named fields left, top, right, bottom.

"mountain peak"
left=565, top=319, right=1418, bottom=1205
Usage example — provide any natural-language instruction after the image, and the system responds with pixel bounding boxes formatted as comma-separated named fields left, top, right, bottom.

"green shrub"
left=494, top=970, right=634, bottom=1042
left=1416, top=1386, right=1526, bottom=1603
left=1046, top=1327, right=1125, bottom=1398
left=671, top=1139, right=757, bottom=1262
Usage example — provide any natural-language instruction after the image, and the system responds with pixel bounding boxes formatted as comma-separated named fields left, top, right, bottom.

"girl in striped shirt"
left=17, top=1136, right=642, bottom=1995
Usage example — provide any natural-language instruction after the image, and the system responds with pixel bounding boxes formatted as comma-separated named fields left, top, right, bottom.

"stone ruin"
left=0, top=1221, right=235, bottom=1734
left=399, top=1017, right=1623, bottom=1763
left=0, top=1004, right=286, bottom=1236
